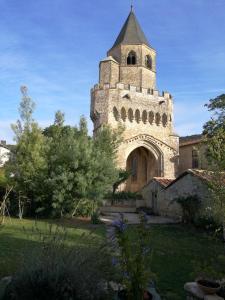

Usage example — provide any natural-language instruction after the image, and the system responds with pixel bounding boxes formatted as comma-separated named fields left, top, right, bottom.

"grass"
left=0, top=218, right=225, bottom=299
left=0, top=217, right=105, bottom=279
left=127, top=224, right=225, bottom=300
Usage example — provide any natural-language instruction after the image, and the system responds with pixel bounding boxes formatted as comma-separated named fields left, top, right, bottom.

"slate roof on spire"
left=112, top=10, right=150, bottom=48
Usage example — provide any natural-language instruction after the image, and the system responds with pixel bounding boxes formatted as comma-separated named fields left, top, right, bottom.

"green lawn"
left=0, top=217, right=105, bottom=279
left=127, top=224, right=225, bottom=300
left=0, top=219, right=224, bottom=300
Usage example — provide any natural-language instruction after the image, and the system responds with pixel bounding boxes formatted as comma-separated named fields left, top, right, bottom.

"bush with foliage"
left=2, top=225, right=115, bottom=300
left=107, top=191, right=143, bottom=201
left=171, top=194, right=201, bottom=224
left=194, top=215, right=221, bottom=232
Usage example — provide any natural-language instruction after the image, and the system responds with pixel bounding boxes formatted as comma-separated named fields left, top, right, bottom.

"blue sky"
left=0, top=0, right=225, bottom=143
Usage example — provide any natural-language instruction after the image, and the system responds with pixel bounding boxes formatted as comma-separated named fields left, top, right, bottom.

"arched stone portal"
left=126, top=146, right=158, bottom=192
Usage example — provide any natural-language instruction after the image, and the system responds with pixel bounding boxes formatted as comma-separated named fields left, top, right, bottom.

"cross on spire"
left=131, top=0, right=134, bottom=12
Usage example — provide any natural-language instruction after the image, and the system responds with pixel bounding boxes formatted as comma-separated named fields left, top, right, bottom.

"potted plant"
left=196, top=279, right=221, bottom=295
left=194, top=255, right=225, bottom=296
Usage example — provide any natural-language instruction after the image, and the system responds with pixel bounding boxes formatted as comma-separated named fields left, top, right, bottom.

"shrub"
left=107, top=191, right=143, bottom=201
left=194, top=215, right=221, bottom=232
left=91, top=211, right=102, bottom=224
left=171, top=194, right=201, bottom=224
left=73, top=199, right=93, bottom=217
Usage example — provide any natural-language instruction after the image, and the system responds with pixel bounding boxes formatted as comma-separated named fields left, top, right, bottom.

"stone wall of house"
left=142, top=174, right=211, bottom=218
left=179, top=143, right=209, bottom=174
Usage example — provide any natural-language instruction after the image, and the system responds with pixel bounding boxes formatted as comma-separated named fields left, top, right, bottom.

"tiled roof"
left=153, top=177, right=174, bottom=187
left=179, top=134, right=203, bottom=147
left=166, top=169, right=225, bottom=188
left=111, top=10, right=150, bottom=49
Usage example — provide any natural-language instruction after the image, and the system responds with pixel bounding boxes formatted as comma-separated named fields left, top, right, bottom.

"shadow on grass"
left=0, top=218, right=107, bottom=279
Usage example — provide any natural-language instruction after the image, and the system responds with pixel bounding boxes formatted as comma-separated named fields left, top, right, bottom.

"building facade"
left=0, top=141, right=10, bottom=167
left=91, top=9, right=179, bottom=192
left=179, top=135, right=208, bottom=174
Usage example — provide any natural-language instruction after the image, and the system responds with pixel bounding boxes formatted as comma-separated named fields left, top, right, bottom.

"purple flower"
left=112, top=257, right=119, bottom=266
left=142, top=246, right=150, bottom=255
left=112, top=219, right=126, bottom=232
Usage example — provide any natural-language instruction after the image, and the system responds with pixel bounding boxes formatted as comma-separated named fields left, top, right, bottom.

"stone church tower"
left=91, top=8, right=179, bottom=192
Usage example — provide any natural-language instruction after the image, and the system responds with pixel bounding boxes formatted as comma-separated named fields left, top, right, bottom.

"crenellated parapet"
left=92, top=82, right=172, bottom=99
left=91, top=83, right=174, bottom=133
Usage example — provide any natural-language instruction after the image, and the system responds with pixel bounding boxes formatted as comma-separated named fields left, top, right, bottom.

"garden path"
left=101, top=213, right=179, bottom=225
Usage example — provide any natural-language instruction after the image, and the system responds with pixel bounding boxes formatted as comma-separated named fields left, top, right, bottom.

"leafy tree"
left=203, top=94, right=225, bottom=239
left=41, top=115, right=93, bottom=216
left=6, top=86, right=48, bottom=216
left=42, top=115, right=122, bottom=217
left=8, top=89, right=123, bottom=218
left=203, top=94, right=225, bottom=170
left=203, top=94, right=225, bottom=137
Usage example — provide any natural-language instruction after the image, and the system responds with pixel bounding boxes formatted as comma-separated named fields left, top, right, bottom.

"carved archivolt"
left=113, top=106, right=169, bottom=127
left=124, top=134, right=178, bottom=154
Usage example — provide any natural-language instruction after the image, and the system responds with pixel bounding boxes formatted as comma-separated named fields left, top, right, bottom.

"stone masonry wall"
left=91, top=83, right=179, bottom=179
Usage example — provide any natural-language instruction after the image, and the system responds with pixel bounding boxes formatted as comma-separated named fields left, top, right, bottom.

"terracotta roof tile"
left=153, top=177, right=174, bottom=187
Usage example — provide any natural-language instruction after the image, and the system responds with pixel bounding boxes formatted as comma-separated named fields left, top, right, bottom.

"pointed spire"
left=111, top=9, right=150, bottom=49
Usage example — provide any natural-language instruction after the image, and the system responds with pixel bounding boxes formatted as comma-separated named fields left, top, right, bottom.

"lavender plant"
left=112, top=213, right=155, bottom=300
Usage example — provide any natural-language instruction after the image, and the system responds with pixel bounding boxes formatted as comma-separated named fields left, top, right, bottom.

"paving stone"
left=204, top=295, right=223, bottom=300
left=184, top=282, right=205, bottom=299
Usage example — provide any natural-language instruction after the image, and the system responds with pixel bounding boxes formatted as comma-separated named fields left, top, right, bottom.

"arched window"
left=149, top=111, right=154, bottom=124
left=135, top=109, right=141, bottom=123
left=155, top=112, right=161, bottom=126
left=145, top=55, right=152, bottom=69
left=113, top=107, right=119, bottom=121
left=127, top=51, right=137, bottom=65
left=162, top=113, right=168, bottom=127
left=121, top=107, right=127, bottom=122
left=142, top=110, right=147, bottom=124
left=128, top=108, right=134, bottom=122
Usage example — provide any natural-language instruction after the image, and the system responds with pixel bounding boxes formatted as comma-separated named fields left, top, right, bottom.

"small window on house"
left=127, top=51, right=137, bottom=65
left=192, top=149, right=199, bottom=169
left=145, top=55, right=152, bottom=69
